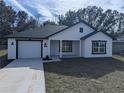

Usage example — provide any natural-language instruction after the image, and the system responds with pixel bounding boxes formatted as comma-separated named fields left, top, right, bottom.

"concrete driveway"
left=0, top=59, right=46, bottom=93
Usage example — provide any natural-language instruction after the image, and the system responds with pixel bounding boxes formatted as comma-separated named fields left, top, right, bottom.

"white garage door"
left=18, top=41, right=41, bottom=58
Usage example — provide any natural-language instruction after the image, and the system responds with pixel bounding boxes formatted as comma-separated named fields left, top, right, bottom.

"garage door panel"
left=18, top=41, right=41, bottom=58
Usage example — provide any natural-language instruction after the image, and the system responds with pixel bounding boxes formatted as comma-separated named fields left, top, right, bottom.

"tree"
left=59, top=10, right=77, bottom=26
left=16, top=11, right=28, bottom=32
left=0, top=0, right=16, bottom=36
left=117, top=13, right=124, bottom=33
left=43, top=20, right=56, bottom=25
left=0, top=0, right=37, bottom=37
left=58, top=6, right=124, bottom=36
left=15, top=11, right=37, bottom=32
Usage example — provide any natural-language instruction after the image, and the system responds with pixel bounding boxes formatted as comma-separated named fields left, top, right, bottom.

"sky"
left=4, top=0, right=124, bottom=22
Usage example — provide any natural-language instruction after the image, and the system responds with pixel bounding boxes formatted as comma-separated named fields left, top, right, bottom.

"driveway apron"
left=0, top=59, right=46, bottom=93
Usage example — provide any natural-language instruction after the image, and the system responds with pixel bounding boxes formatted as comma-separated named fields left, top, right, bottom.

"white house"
left=6, top=21, right=113, bottom=59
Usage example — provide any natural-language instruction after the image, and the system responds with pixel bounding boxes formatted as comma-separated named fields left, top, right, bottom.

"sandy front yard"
left=44, top=58, right=124, bottom=93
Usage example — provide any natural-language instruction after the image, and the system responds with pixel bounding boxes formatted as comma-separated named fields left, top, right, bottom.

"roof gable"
left=80, top=31, right=114, bottom=40
left=47, top=21, right=97, bottom=38
left=4, top=20, right=113, bottom=40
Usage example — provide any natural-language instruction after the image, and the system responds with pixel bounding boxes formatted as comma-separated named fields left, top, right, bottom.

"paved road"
left=0, top=59, right=46, bottom=93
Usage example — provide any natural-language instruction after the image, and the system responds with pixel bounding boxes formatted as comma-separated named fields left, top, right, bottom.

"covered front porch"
left=50, top=40, right=82, bottom=58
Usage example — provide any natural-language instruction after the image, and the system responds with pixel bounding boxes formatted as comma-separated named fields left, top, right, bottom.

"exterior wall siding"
left=43, top=39, right=49, bottom=58
left=83, top=32, right=112, bottom=58
left=81, top=40, right=85, bottom=57
left=8, top=38, right=16, bottom=59
left=49, top=23, right=94, bottom=40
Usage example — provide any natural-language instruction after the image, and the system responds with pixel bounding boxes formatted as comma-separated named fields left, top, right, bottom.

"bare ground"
left=0, top=49, right=7, bottom=56
left=44, top=57, right=124, bottom=93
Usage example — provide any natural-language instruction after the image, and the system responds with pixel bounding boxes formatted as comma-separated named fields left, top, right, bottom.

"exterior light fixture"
left=44, top=42, right=47, bottom=47
left=11, top=42, right=14, bottom=45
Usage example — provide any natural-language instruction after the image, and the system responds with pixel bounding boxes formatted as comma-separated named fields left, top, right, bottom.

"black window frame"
left=92, top=40, right=106, bottom=54
left=62, top=41, right=72, bottom=52
left=79, top=27, right=83, bottom=33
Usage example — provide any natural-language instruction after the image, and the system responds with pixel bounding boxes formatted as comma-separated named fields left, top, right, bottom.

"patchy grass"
left=44, top=58, right=124, bottom=93
left=0, top=49, right=7, bottom=56
left=113, top=55, right=124, bottom=62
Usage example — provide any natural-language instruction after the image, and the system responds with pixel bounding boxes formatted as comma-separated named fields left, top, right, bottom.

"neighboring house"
left=116, top=34, right=124, bottom=41
left=113, top=41, right=124, bottom=54
left=5, top=21, right=113, bottom=59
left=113, top=35, right=124, bottom=54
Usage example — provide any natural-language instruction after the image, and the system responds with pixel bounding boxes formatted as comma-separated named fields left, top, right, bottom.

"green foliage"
left=0, top=0, right=37, bottom=37
left=43, top=20, right=56, bottom=25
left=58, top=6, right=124, bottom=36
left=0, top=0, right=16, bottom=36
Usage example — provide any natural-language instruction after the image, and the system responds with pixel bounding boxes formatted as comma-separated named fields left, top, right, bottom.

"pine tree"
left=0, top=0, right=37, bottom=37
left=58, top=6, right=124, bottom=36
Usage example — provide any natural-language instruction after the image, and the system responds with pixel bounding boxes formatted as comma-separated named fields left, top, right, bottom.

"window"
left=62, top=41, right=72, bottom=52
left=92, top=41, right=106, bottom=54
left=80, top=27, right=83, bottom=33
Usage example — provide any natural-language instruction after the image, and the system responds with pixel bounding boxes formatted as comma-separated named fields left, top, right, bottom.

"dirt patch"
left=44, top=58, right=124, bottom=93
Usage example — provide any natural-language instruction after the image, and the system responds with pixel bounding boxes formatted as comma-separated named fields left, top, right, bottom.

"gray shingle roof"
left=5, top=24, right=67, bottom=39
left=5, top=21, right=114, bottom=40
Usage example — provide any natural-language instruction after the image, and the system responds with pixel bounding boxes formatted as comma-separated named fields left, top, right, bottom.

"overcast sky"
left=4, top=0, right=124, bottom=22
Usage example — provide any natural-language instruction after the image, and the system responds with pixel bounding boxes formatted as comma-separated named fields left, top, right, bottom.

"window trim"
left=62, top=41, right=72, bottom=52
left=92, top=40, right=107, bottom=54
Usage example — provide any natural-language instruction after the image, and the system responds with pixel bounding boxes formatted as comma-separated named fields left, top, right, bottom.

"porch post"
left=47, top=40, right=50, bottom=57
left=79, top=40, right=82, bottom=57
left=60, top=40, right=62, bottom=58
